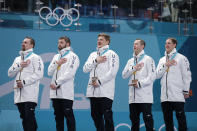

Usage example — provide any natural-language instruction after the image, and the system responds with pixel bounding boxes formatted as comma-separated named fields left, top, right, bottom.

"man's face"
left=133, top=40, right=144, bottom=55
left=165, top=39, right=176, bottom=54
left=21, top=38, right=33, bottom=51
left=97, top=36, right=109, bottom=48
left=58, top=39, right=67, bottom=50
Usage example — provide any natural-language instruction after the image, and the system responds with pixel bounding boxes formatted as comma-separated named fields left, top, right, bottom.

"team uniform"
left=83, top=45, right=119, bottom=131
left=48, top=47, right=79, bottom=131
left=8, top=48, right=44, bottom=131
left=122, top=50, right=156, bottom=131
left=156, top=48, right=192, bottom=131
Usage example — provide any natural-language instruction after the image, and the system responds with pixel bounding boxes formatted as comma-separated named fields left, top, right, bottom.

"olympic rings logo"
left=115, top=123, right=177, bottom=131
left=158, top=124, right=177, bottom=131
left=115, top=123, right=131, bottom=130
left=39, top=6, right=80, bottom=27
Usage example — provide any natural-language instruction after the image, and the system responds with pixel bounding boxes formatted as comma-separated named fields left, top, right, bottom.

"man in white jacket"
left=122, top=39, right=156, bottom=131
left=8, top=36, right=44, bottom=131
left=83, top=33, right=119, bottom=131
left=48, top=36, right=79, bottom=131
left=156, top=38, right=192, bottom=131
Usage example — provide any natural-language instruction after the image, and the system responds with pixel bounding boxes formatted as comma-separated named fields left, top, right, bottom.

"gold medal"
left=166, top=67, right=169, bottom=72
left=20, top=68, right=23, bottom=71
left=133, top=71, right=136, bottom=75
left=57, top=65, right=61, bottom=70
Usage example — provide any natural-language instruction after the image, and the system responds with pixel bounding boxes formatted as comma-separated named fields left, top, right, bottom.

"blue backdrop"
left=0, top=28, right=196, bottom=131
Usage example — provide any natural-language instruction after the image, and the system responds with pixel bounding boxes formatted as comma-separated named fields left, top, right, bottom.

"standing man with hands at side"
left=8, top=36, right=44, bottom=131
left=122, top=39, right=156, bottom=131
left=83, top=33, right=119, bottom=131
left=156, top=38, right=192, bottom=131
left=48, top=36, right=79, bottom=131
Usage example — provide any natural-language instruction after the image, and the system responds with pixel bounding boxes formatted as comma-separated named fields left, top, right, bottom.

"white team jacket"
left=83, top=45, right=119, bottom=100
left=8, top=48, right=44, bottom=104
left=122, top=50, right=156, bottom=103
left=48, top=47, right=79, bottom=100
left=156, top=48, right=192, bottom=102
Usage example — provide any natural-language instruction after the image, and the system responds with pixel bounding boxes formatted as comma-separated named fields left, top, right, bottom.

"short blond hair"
left=98, top=33, right=110, bottom=44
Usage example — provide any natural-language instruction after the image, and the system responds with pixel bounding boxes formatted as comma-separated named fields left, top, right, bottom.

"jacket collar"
left=165, top=48, right=177, bottom=58
left=133, top=50, right=145, bottom=59
left=58, top=47, right=72, bottom=56
left=97, top=45, right=109, bottom=55
left=19, top=48, right=33, bottom=58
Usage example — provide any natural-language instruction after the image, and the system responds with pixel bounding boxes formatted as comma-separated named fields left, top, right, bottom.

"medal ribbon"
left=57, top=50, right=70, bottom=70
left=133, top=54, right=145, bottom=75
left=166, top=52, right=177, bottom=72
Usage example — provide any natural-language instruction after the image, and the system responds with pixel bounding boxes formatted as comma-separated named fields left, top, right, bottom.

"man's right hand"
left=20, top=60, right=31, bottom=68
left=16, top=80, right=23, bottom=88
left=165, top=60, right=176, bottom=67
left=96, top=56, right=107, bottom=64
left=56, top=58, right=67, bottom=66
left=134, top=63, right=144, bottom=71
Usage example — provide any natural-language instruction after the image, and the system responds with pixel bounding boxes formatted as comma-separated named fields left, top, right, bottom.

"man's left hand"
left=16, top=80, right=23, bottom=88
left=92, top=81, right=100, bottom=88
left=133, top=83, right=139, bottom=88
left=184, top=94, right=190, bottom=99
left=50, top=84, right=57, bottom=90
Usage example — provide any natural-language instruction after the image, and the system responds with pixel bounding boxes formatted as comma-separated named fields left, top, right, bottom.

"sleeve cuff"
left=92, top=59, right=97, bottom=66
left=55, top=80, right=60, bottom=88
left=138, top=81, right=141, bottom=88
left=54, top=61, right=59, bottom=67
left=15, top=63, right=22, bottom=71
left=183, top=90, right=189, bottom=95
left=21, top=80, right=26, bottom=87
left=129, top=66, right=136, bottom=73
left=163, top=64, right=168, bottom=70
left=98, top=79, right=101, bottom=85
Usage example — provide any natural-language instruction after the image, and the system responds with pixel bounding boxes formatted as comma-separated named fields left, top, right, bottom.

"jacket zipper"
left=93, top=61, right=98, bottom=96
left=166, top=71, right=168, bottom=99
left=19, top=54, right=24, bottom=101
left=55, top=69, right=59, bottom=96
left=166, top=56, right=169, bottom=99
left=133, top=58, right=137, bottom=101
left=19, top=71, right=21, bottom=100
left=18, top=68, right=22, bottom=101
left=93, top=53, right=99, bottom=96
left=55, top=54, right=63, bottom=96
left=134, top=75, right=135, bottom=101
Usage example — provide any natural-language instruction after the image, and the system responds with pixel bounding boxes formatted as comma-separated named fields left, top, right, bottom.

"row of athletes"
left=8, top=33, right=191, bottom=131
